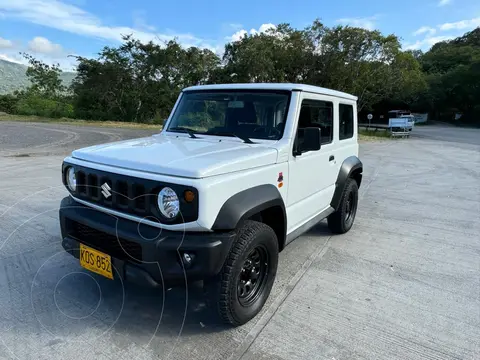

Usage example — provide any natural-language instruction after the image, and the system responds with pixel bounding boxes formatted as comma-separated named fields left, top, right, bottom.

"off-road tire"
left=205, top=220, right=279, bottom=326
left=328, top=178, right=359, bottom=234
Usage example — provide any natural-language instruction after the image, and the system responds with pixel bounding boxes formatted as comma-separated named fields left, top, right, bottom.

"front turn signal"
left=184, top=190, right=195, bottom=203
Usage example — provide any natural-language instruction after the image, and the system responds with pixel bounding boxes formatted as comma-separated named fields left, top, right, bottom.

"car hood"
left=71, top=134, right=278, bottom=178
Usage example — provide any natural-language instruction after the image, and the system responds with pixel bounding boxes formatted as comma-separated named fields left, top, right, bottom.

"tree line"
left=1, top=20, right=479, bottom=126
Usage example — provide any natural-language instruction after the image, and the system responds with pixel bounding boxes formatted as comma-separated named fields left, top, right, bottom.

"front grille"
left=63, top=163, right=199, bottom=224
left=76, top=171, right=150, bottom=214
left=68, top=220, right=143, bottom=263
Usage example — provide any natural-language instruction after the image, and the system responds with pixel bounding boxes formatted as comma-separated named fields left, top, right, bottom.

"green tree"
left=60, top=22, right=480, bottom=125
left=389, top=51, right=428, bottom=107
left=21, top=53, right=66, bottom=98
left=220, top=20, right=425, bottom=112
left=222, top=24, right=314, bottom=83
left=8, top=54, right=73, bottom=118
left=72, top=35, right=220, bottom=122
left=419, top=27, right=480, bottom=123
left=305, top=20, right=407, bottom=111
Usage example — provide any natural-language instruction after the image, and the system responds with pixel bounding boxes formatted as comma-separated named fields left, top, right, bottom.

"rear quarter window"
left=339, top=104, right=354, bottom=140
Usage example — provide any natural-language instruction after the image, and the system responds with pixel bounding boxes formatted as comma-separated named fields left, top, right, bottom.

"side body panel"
left=335, top=99, right=359, bottom=168
left=330, top=99, right=362, bottom=210
left=285, top=92, right=340, bottom=235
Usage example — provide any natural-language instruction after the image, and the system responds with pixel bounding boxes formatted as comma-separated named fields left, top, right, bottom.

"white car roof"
left=183, top=83, right=357, bottom=101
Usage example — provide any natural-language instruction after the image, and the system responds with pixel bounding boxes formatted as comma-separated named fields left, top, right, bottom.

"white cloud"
left=226, top=23, right=276, bottom=42
left=0, top=35, right=78, bottom=70
left=0, top=36, right=13, bottom=48
left=229, top=29, right=248, bottom=42
left=132, top=10, right=156, bottom=32
left=0, top=47, right=78, bottom=70
left=406, top=15, right=479, bottom=50
left=336, top=16, right=377, bottom=30
left=28, top=36, right=63, bottom=56
left=255, top=23, right=276, bottom=34
left=413, top=26, right=436, bottom=36
left=438, top=0, right=451, bottom=6
left=404, top=35, right=455, bottom=50
left=0, top=0, right=211, bottom=48
left=439, top=17, right=480, bottom=31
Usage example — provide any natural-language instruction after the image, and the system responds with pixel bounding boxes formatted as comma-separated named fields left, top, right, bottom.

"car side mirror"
left=293, top=127, right=321, bottom=156
left=303, top=127, right=322, bottom=152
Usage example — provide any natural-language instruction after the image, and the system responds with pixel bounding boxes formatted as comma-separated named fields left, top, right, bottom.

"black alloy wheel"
left=237, top=245, right=269, bottom=307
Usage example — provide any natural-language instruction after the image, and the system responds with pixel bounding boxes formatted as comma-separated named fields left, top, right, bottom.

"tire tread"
left=328, top=178, right=358, bottom=234
left=208, top=220, right=278, bottom=326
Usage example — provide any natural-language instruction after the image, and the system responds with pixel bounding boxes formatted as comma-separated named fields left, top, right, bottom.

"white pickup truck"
left=388, top=110, right=415, bottom=131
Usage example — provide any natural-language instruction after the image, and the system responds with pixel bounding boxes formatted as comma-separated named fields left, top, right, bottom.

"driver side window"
left=295, top=99, right=334, bottom=151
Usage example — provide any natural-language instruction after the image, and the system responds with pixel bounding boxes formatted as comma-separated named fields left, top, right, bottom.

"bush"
left=358, top=128, right=391, bottom=138
left=16, top=95, right=74, bottom=118
left=0, top=94, right=19, bottom=114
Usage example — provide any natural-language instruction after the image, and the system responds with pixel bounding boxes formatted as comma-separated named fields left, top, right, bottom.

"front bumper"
left=59, top=196, right=236, bottom=287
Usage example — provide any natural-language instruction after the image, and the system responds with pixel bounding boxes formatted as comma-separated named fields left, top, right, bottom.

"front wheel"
left=328, top=178, right=359, bottom=234
left=205, top=220, right=279, bottom=326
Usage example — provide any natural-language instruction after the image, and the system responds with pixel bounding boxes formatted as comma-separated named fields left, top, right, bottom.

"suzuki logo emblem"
left=101, top=183, right=111, bottom=199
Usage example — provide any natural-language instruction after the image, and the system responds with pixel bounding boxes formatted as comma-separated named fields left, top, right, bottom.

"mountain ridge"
left=0, top=59, right=75, bottom=95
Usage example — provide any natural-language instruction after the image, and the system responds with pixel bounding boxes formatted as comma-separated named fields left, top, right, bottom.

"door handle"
left=329, top=155, right=335, bottom=162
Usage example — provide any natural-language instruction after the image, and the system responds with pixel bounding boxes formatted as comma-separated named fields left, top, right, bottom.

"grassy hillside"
left=0, top=59, right=75, bottom=95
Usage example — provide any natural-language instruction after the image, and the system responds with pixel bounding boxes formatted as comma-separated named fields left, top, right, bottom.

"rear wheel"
left=205, top=220, right=278, bottom=326
left=328, top=178, right=359, bottom=234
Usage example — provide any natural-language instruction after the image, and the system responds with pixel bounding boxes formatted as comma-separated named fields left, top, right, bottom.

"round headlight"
left=157, top=187, right=180, bottom=219
left=66, top=167, right=76, bottom=192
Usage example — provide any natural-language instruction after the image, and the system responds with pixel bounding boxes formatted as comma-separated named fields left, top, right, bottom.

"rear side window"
left=339, top=104, right=354, bottom=140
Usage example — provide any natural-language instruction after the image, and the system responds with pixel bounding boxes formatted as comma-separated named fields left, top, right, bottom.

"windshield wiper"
left=168, top=126, right=198, bottom=138
left=204, top=130, right=254, bottom=144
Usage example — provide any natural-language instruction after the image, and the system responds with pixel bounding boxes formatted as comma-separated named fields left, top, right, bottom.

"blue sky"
left=0, top=0, right=479, bottom=70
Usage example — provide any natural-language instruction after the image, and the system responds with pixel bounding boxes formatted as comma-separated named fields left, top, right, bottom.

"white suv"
left=59, top=83, right=363, bottom=326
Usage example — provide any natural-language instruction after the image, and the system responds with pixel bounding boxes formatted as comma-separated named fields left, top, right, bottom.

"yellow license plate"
left=80, top=243, right=113, bottom=280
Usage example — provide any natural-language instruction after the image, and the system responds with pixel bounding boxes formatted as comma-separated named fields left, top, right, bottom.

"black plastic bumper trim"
left=59, top=196, right=236, bottom=287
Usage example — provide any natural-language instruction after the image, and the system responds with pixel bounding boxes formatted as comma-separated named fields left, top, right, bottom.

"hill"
left=0, top=59, right=75, bottom=95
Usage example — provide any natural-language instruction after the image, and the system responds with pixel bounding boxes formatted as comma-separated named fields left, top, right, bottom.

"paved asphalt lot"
left=0, top=121, right=479, bottom=360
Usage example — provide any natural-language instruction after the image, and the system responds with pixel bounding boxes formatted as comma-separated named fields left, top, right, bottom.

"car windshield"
left=166, top=90, right=291, bottom=141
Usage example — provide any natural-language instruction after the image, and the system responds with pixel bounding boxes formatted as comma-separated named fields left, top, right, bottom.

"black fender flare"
left=212, top=184, right=287, bottom=246
left=330, top=156, right=363, bottom=210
